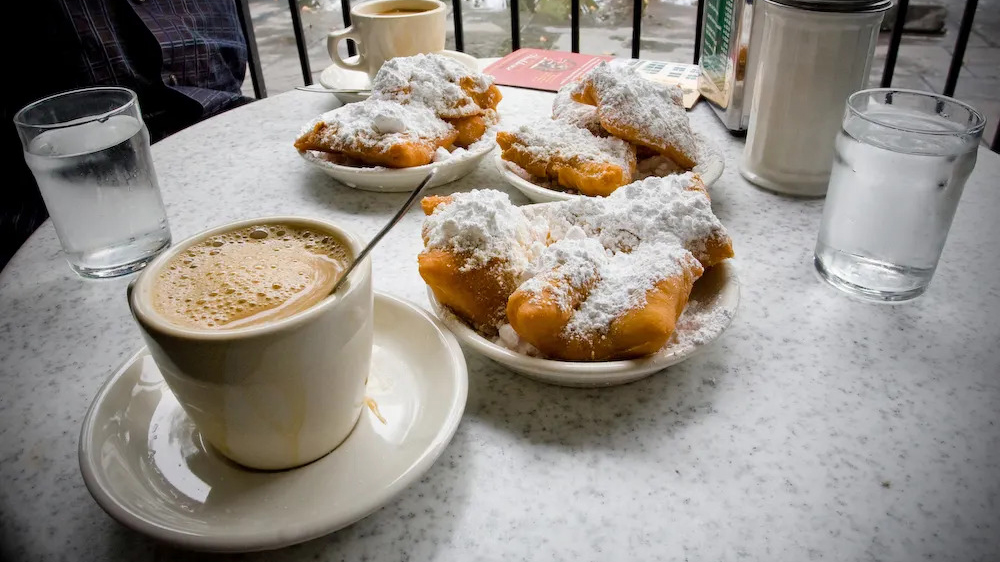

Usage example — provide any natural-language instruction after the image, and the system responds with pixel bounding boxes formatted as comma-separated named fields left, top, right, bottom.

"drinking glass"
left=814, top=88, right=985, bottom=301
left=14, top=87, right=171, bottom=278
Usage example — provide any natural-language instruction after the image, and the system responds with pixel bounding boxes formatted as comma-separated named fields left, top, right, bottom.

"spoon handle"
left=331, top=170, right=437, bottom=295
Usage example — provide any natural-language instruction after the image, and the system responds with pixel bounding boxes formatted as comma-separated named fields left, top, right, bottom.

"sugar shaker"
left=740, top=0, right=891, bottom=196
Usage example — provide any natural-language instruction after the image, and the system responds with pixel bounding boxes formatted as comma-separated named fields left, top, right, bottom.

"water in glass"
left=815, top=107, right=977, bottom=301
left=23, top=114, right=171, bottom=277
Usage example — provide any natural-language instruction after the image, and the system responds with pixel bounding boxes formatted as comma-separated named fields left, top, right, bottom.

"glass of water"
left=14, top=87, right=171, bottom=278
left=814, top=89, right=985, bottom=301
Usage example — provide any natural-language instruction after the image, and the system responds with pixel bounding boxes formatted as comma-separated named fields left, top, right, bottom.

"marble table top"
left=1, top=87, right=998, bottom=561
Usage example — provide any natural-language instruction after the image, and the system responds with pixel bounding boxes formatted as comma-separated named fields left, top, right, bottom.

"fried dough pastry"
left=419, top=250, right=521, bottom=331
left=506, top=238, right=703, bottom=361
left=497, top=119, right=636, bottom=197
left=445, top=109, right=499, bottom=148
left=418, top=190, right=543, bottom=333
left=417, top=174, right=732, bottom=361
left=294, top=99, right=457, bottom=168
left=372, top=53, right=502, bottom=119
left=571, top=62, right=698, bottom=169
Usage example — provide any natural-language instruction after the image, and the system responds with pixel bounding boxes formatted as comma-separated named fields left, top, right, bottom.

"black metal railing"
left=238, top=0, right=997, bottom=151
left=236, top=0, right=267, bottom=98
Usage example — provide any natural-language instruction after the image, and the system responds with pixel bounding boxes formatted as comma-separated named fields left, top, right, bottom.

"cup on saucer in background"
left=127, top=216, right=373, bottom=471
left=328, top=0, right=446, bottom=79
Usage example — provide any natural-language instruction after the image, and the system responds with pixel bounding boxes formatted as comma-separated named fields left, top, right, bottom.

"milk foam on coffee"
left=153, top=223, right=349, bottom=329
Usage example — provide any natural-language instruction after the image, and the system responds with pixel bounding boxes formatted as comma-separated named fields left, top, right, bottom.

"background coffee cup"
left=327, top=0, right=446, bottom=79
left=128, top=216, right=373, bottom=471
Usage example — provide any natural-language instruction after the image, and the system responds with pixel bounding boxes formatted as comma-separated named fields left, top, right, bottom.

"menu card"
left=483, top=48, right=701, bottom=109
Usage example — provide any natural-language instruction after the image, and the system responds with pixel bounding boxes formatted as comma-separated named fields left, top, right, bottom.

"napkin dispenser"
left=698, top=0, right=762, bottom=132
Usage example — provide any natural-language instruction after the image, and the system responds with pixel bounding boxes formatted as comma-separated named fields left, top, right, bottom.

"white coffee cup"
left=127, top=216, right=373, bottom=471
left=328, top=0, right=446, bottom=79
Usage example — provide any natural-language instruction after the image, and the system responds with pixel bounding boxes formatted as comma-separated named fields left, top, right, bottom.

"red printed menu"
left=483, top=49, right=613, bottom=92
left=484, top=49, right=702, bottom=108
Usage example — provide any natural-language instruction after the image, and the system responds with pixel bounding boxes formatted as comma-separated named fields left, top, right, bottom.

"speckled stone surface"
left=1, top=87, right=999, bottom=562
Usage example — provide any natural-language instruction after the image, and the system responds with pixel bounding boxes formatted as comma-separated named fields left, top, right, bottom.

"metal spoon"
left=330, top=169, right=437, bottom=295
left=295, top=86, right=371, bottom=95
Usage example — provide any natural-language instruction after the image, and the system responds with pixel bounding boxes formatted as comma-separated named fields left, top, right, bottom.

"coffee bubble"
left=153, top=223, right=349, bottom=329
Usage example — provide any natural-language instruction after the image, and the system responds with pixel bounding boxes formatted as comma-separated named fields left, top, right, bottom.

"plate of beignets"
left=495, top=63, right=724, bottom=203
left=296, top=54, right=502, bottom=192
left=417, top=173, right=739, bottom=387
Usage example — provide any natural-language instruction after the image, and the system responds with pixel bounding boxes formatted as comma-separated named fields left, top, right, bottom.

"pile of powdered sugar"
left=432, top=122, right=500, bottom=162
left=306, top=99, right=453, bottom=151
left=566, top=240, right=691, bottom=337
left=525, top=173, right=726, bottom=256
left=515, top=233, right=693, bottom=338
left=421, top=189, right=547, bottom=272
left=503, top=118, right=635, bottom=171
left=371, top=53, right=494, bottom=118
left=574, top=61, right=697, bottom=162
left=669, top=297, right=734, bottom=352
left=515, top=233, right=605, bottom=309
left=551, top=85, right=606, bottom=137
left=636, top=154, right=686, bottom=178
left=525, top=172, right=726, bottom=255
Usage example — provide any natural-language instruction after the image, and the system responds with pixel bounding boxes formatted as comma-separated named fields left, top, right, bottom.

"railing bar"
left=341, top=0, right=357, bottom=58
left=943, top=0, right=978, bottom=97
left=235, top=0, right=266, bottom=98
left=571, top=0, right=580, bottom=53
left=288, top=0, right=313, bottom=86
left=453, top=0, right=465, bottom=52
left=631, top=0, right=642, bottom=59
left=510, top=0, right=521, bottom=51
left=880, top=0, right=908, bottom=88
left=693, top=0, right=704, bottom=64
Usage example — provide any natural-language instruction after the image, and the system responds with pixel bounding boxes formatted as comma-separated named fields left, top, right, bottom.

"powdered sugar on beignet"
left=372, top=54, right=500, bottom=119
left=501, top=119, right=634, bottom=171
left=516, top=234, right=695, bottom=337
left=552, top=85, right=606, bottom=136
left=572, top=61, right=698, bottom=168
left=525, top=173, right=732, bottom=266
left=421, top=189, right=546, bottom=272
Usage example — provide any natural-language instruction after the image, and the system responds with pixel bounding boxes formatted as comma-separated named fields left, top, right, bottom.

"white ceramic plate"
left=79, top=293, right=468, bottom=552
left=495, top=135, right=725, bottom=204
left=299, top=138, right=495, bottom=192
left=319, top=50, right=482, bottom=104
left=427, top=261, right=740, bottom=387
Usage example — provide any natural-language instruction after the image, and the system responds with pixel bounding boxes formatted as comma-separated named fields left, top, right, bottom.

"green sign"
left=701, top=0, right=735, bottom=91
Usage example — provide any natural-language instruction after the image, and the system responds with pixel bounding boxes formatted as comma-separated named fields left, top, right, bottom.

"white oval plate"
left=319, top=50, right=482, bottom=104
left=495, top=135, right=725, bottom=204
left=427, top=261, right=740, bottom=387
left=79, top=293, right=468, bottom=552
left=299, top=138, right=495, bottom=192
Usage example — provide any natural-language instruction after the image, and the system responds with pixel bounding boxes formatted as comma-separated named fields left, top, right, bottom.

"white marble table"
left=1, top=87, right=998, bottom=561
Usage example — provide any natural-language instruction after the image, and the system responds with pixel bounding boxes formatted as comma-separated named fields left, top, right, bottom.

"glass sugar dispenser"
left=740, top=0, right=892, bottom=196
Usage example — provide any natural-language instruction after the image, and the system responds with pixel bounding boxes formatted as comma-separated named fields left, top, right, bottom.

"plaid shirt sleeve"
left=60, top=0, right=248, bottom=124
left=131, top=0, right=249, bottom=117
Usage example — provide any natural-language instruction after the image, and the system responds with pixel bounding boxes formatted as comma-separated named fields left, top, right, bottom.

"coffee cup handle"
left=328, top=28, right=365, bottom=71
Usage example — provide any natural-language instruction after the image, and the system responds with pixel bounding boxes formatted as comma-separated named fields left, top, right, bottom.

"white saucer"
left=319, top=50, right=482, bottom=104
left=428, top=261, right=740, bottom=387
left=299, top=137, right=495, bottom=192
left=79, top=293, right=468, bottom=552
left=496, top=134, right=725, bottom=204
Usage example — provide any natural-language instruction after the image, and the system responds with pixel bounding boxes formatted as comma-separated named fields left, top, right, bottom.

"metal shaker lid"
left=765, top=0, right=892, bottom=13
